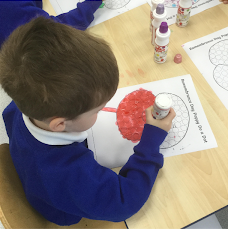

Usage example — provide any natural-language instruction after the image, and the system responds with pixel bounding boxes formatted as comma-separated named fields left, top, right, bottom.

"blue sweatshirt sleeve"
left=0, top=1, right=101, bottom=46
left=54, top=1, right=102, bottom=30
left=0, top=1, right=46, bottom=46
left=35, top=124, right=167, bottom=222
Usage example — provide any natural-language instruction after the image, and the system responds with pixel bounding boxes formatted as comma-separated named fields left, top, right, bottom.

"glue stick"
left=176, top=0, right=192, bottom=27
left=151, top=4, right=167, bottom=46
left=149, top=0, right=165, bottom=32
left=154, top=22, right=170, bottom=64
left=152, top=94, right=172, bottom=119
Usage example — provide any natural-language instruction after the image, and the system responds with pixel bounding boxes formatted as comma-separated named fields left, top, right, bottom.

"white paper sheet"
left=87, top=74, right=217, bottom=168
left=147, top=0, right=221, bottom=25
left=49, top=0, right=147, bottom=27
left=0, top=86, right=12, bottom=145
left=183, top=27, right=228, bottom=109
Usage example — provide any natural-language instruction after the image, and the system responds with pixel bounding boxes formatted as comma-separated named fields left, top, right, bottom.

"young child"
left=0, top=17, right=175, bottom=226
left=0, top=0, right=102, bottom=46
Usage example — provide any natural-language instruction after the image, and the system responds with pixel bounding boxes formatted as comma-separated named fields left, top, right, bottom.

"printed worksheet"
left=49, top=0, right=147, bottom=27
left=87, top=74, right=217, bottom=168
left=147, top=0, right=221, bottom=25
left=183, top=27, right=228, bottom=109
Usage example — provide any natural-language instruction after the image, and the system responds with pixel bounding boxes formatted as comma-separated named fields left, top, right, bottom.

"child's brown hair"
left=0, top=17, right=119, bottom=121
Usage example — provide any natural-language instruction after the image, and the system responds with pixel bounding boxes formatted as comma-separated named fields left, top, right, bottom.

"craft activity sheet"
left=183, top=27, right=228, bottom=109
left=147, top=0, right=221, bottom=25
left=87, top=74, right=217, bottom=169
left=49, top=0, right=147, bottom=27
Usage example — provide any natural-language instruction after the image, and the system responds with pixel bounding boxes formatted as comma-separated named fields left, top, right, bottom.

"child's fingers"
left=156, top=108, right=176, bottom=132
left=145, top=106, right=154, bottom=123
left=145, top=105, right=153, bottom=112
left=145, top=106, right=176, bottom=132
left=163, top=108, right=176, bottom=122
left=145, top=106, right=176, bottom=121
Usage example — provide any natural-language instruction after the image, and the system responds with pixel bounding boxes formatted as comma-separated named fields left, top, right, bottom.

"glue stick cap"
left=156, top=4, right=164, bottom=14
left=159, top=22, right=168, bottom=33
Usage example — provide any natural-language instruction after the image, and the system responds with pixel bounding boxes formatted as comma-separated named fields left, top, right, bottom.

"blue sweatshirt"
left=0, top=0, right=102, bottom=46
left=3, top=101, right=167, bottom=225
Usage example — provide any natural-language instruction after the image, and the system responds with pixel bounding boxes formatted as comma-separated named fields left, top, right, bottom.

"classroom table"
left=87, top=3, right=228, bottom=228
left=1, top=1, right=228, bottom=229
left=86, top=3, right=228, bottom=228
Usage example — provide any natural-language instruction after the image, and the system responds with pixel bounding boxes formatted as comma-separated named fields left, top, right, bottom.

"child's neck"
left=30, top=118, right=51, bottom=131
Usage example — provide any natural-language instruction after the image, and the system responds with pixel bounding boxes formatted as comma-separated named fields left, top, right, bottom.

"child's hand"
left=219, top=0, right=228, bottom=4
left=145, top=106, right=176, bottom=132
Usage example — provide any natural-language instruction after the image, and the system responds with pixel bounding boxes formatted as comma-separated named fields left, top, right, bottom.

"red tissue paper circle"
left=116, top=88, right=155, bottom=142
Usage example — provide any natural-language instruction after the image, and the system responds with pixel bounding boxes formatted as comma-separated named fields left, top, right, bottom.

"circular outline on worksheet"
left=209, top=39, right=228, bottom=91
left=158, top=92, right=190, bottom=149
left=104, top=0, right=131, bottom=10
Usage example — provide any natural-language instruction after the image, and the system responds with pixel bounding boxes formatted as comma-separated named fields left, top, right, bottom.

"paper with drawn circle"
left=183, top=28, right=228, bottom=110
left=87, top=75, right=217, bottom=169
left=104, top=0, right=131, bottom=9
left=147, top=0, right=221, bottom=26
left=49, top=0, right=147, bottom=27
left=159, top=93, right=190, bottom=149
left=209, top=40, right=228, bottom=66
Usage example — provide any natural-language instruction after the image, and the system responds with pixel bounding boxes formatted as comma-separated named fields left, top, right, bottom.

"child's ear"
left=49, top=118, right=66, bottom=132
